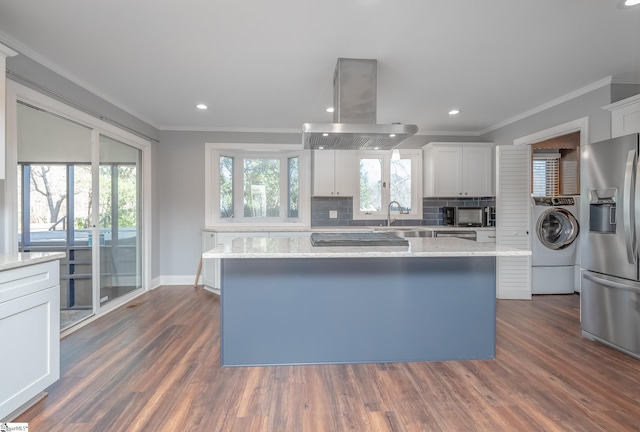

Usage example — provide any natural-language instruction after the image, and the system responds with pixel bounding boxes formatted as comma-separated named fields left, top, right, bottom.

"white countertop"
left=203, top=225, right=495, bottom=233
left=203, top=225, right=373, bottom=233
left=203, top=236, right=528, bottom=259
left=0, top=252, right=66, bottom=272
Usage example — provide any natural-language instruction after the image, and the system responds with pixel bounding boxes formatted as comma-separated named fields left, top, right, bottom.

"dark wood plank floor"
left=18, top=287, right=640, bottom=431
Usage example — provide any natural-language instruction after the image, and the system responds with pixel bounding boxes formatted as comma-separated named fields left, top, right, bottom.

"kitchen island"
left=203, top=236, right=528, bottom=367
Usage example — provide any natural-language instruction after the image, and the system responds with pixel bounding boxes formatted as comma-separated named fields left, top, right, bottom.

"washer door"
left=536, top=208, right=579, bottom=250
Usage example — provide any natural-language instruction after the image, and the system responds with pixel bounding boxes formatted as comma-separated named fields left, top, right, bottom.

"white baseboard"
left=155, top=275, right=198, bottom=286
left=497, top=290, right=532, bottom=300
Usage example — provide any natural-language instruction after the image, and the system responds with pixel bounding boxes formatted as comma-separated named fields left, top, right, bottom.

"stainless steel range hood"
left=302, top=58, right=418, bottom=150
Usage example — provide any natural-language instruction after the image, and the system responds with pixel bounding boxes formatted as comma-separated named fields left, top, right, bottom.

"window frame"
left=353, top=149, right=423, bottom=221
left=205, top=143, right=310, bottom=227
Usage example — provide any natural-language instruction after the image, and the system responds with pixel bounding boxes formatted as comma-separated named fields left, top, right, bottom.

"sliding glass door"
left=97, top=135, right=142, bottom=306
left=16, top=101, right=146, bottom=330
left=17, top=103, right=95, bottom=330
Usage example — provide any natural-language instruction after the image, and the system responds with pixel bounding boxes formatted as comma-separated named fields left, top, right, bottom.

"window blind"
left=532, top=152, right=560, bottom=196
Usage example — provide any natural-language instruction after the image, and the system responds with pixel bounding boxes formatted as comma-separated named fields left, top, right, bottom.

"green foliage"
left=359, top=159, right=381, bottom=212
left=243, top=158, right=280, bottom=217
left=217, top=155, right=299, bottom=220
left=75, top=217, right=89, bottom=229
left=288, top=157, right=299, bottom=218
left=220, top=157, right=234, bottom=218
left=98, top=165, right=138, bottom=228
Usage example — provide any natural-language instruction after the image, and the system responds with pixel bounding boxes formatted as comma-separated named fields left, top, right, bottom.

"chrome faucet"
left=387, top=200, right=402, bottom=226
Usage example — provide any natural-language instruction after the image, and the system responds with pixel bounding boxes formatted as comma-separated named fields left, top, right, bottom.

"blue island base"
left=220, top=256, right=496, bottom=366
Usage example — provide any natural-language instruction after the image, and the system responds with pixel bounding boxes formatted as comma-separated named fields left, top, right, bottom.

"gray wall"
left=480, top=85, right=612, bottom=145
left=6, top=54, right=159, bottom=142
left=156, top=131, right=301, bottom=278
left=612, top=83, right=640, bottom=103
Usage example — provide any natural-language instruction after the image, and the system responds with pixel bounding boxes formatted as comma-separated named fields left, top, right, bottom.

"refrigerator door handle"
left=583, top=272, right=640, bottom=294
left=636, top=150, right=640, bottom=261
left=623, top=149, right=636, bottom=264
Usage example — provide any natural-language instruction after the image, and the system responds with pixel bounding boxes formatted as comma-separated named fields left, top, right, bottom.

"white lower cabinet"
left=201, top=231, right=217, bottom=294
left=475, top=230, right=497, bottom=243
left=0, top=260, right=60, bottom=421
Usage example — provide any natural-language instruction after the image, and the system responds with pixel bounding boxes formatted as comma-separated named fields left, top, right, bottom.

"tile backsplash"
left=311, top=197, right=496, bottom=227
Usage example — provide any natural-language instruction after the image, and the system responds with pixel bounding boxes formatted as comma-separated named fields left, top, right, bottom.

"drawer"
left=475, top=230, right=497, bottom=243
left=0, top=261, right=59, bottom=303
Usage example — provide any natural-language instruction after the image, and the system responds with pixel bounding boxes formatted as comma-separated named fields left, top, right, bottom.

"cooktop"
left=310, top=232, right=409, bottom=247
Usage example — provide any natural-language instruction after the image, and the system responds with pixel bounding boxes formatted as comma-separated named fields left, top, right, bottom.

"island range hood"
left=302, top=58, right=418, bottom=150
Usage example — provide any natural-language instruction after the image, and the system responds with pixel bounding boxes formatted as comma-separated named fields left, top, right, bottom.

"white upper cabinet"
left=0, top=43, right=18, bottom=180
left=604, top=94, right=640, bottom=138
left=312, top=150, right=357, bottom=197
left=423, top=142, right=495, bottom=197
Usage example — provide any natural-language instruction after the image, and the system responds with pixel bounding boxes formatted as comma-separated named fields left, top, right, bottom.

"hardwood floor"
left=17, top=287, right=640, bottom=431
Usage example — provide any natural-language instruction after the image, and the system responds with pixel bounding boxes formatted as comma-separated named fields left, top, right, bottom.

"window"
left=532, top=152, right=560, bottom=196
left=354, top=150, right=422, bottom=220
left=288, top=157, right=299, bottom=218
left=219, top=156, right=233, bottom=218
left=206, top=144, right=309, bottom=226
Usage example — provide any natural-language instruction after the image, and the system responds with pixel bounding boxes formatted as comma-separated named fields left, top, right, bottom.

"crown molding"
left=602, top=93, right=640, bottom=111
left=479, top=76, right=613, bottom=136
left=159, top=125, right=301, bottom=133
left=0, top=42, right=18, bottom=57
left=0, top=31, right=159, bottom=129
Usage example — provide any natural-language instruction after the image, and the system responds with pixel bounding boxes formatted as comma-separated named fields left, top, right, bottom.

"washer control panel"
left=533, top=196, right=576, bottom=206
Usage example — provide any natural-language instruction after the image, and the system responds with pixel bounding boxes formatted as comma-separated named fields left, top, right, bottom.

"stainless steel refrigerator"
left=581, top=133, right=640, bottom=359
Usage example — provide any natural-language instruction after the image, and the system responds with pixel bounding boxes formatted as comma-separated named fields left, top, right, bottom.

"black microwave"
left=443, top=207, right=491, bottom=227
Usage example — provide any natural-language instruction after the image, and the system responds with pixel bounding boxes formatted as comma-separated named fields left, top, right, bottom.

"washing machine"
left=531, top=196, right=580, bottom=294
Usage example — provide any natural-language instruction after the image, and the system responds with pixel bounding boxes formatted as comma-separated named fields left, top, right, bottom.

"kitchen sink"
left=388, top=229, right=431, bottom=238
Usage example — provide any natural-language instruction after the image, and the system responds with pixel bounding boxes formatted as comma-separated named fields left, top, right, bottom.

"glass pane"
left=73, top=165, right=92, bottom=245
left=99, top=134, right=142, bottom=306
left=243, top=158, right=280, bottom=218
left=359, top=158, right=382, bottom=212
left=28, top=164, right=68, bottom=245
left=220, top=156, right=234, bottom=218
left=17, top=166, right=22, bottom=246
left=390, top=158, right=412, bottom=211
left=17, top=102, right=94, bottom=331
left=532, top=159, right=559, bottom=197
left=288, top=157, right=299, bottom=218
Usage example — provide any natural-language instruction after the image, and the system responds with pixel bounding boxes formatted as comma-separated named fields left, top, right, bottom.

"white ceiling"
left=0, top=0, right=639, bottom=136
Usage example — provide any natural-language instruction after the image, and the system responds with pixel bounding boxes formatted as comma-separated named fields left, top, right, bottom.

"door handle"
left=583, top=272, right=640, bottom=294
left=623, top=150, right=636, bottom=264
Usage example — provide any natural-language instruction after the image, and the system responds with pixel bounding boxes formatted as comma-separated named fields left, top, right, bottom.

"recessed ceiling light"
left=326, top=107, right=334, bottom=113
left=318, top=146, right=324, bottom=150
left=389, top=134, right=396, bottom=138
left=322, top=133, right=329, bottom=137
left=449, top=109, right=460, bottom=115
left=196, top=104, right=208, bottom=110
